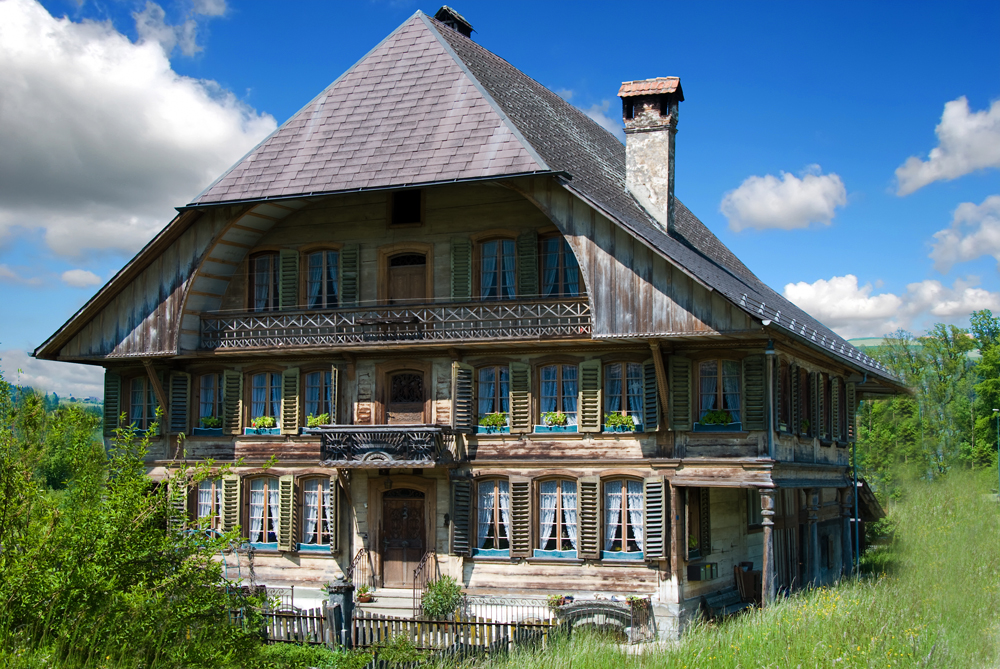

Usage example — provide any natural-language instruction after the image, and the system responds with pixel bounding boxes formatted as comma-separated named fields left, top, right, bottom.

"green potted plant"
left=356, top=584, right=373, bottom=603
left=477, top=412, right=509, bottom=434
left=420, top=576, right=463, bottom=619
left=245, top=415, right=280, bottom=435
left=193, top=415, right=223, bottom=436
left=694, top=409, right=742, bottom=432
left=537, top=411, right=575, bottom=433
left=301, top=413, right=330, bottom=435
left=604, top=413, right=638, bottom=433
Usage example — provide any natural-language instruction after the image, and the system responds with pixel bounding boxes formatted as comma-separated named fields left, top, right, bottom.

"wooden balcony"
left=199, top=298, right=591, bottom=350
left=315, top=425, right=455, bottom=468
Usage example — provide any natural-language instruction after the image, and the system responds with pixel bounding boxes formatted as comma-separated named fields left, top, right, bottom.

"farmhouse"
left=35, top=6, right=900, bottom=634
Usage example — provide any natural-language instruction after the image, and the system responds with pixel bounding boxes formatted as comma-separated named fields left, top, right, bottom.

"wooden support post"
left=142, top=359, right=169, bottom=418
left=806, top=488, right=820, bottom=586
left=760, top=488, right=775, bottom=605
left=648, top=340, right=670, bottom=427
left=840, top=487, right=854, bottom=577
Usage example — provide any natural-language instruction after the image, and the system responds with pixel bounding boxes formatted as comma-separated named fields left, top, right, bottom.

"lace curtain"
left=603, top=481, right=622, bottom=551
left=562, top=481, right=578, bottom=550
left=539, top=480, right=557, bottom=549
left=267, top=479, right=280, bottom=542
left=254, top=255, right=271, bottom=311
left=700, top=361, right=718, bottom=418
left=627, top=480, right=644, bottom=551
left=321, top=480, right=332, bottom=542
left=303, top=479, right=320, bottom=544
left=477, top=480, right=496, bottom=548
left=197, top=480, right=213, bottom=520
left=626, top=364, right=644, bottom=418
left=249, top=479, right=265, bottom=543
left=251, top=373, right=266, bottom=419
left=541, top=238, right=559, bottom=297
left=498, top=480, right=510, bottom=544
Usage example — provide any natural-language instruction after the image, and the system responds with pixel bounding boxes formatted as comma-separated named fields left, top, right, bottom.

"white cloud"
left=0, top=263, right=42, bottom=285
left=0, top=0, right=277, bottom=257
left=554, top=88, right=573, bottom=102
left=783, top=274, right=1000, bottom=339
left=134, top=1, right=200, bottom=57
left=61, top=269, right=102, bottom=287
left=720, top=165, right=847, bottom=232
left=192, top=0, right=227, bottom=17
left=582, top=99, right=624, bottom=141
left=895, top=97, right=1000, bottom=195
left=929, top=195, right=1000, bottom=272
left=0, top=348, right=104, bottom=398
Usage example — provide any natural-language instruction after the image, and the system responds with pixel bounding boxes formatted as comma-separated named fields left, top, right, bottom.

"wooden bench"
left=703, top=589, right=754, bottom=619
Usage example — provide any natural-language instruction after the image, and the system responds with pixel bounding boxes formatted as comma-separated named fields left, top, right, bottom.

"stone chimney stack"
left=618, top=77, right=684, bottom=234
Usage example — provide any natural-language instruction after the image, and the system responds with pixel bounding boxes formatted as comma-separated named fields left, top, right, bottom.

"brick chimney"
left=618, top=77, right=684, bottom=234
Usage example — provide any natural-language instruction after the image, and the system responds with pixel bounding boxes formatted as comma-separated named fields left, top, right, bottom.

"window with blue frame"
left=479, top=239, right=516, bottom=300
left=300, top=478, right=333, bottom=550
left=196, top=478, right=223, bottom=532
left=602, top=479, right=644, bottom=560
left=477, top=366, right=509, bottom=424
left=475, top=479, right=510, bottom=556
left=604, top=363, right=643, bottom=425
left=536, top=479, right=577, bottom=557
left=539, top=364, right=577, bottom=426
left=307, top=250, right=339, bottom=309
left=539, top=236, right=580, bottom=297
left=248, top=477, right=279, bottom=547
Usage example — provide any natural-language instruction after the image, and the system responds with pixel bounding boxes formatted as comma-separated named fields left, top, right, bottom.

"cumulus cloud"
left=0, top=0, right=276, bottom=257
left=192, top=0, right=227, bottom=17
left=0, top=264, right=42, bottom=285
left=582, top=100, right=624, bottom=142
left=0, top=348, right=104, bottom=398
left=720, top=165, right=847, bottom=232
left=61, top=269, right=102, bottom=287
left=783, top=274, right=1000, bottom=339
left=134, top=1, right=200, bottom=57
left=895, top=97, right=1000, bottom=195
left=929, top=195, right=1000, bottom=272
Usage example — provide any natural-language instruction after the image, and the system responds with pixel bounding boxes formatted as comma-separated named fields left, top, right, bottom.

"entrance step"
left=356, top=587, right=416, bottom=619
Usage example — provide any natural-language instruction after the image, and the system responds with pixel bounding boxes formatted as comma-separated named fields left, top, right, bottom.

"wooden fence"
left=353, top=610, right=555, bottom=651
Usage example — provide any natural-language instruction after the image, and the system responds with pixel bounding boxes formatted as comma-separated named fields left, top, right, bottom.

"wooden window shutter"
left=155, top=370, right=167, bottom=437
left=278, top=249, right=299, bottom=311
left=450, top=479, right=472, bottom=557
left=277, top=474, right=295, bottom=552
left=168, top=372, right=191, bottom=434
left=699, top=487, right=712, bottom=556
left=577, top=476, right=600, bottom=560
left=830, top=377, right=841, bottom=442
left=509, top=478, right=532, bottom=557
left=340, top=244, right=360, bottom=306
left=280, top=368, right=300, bottom=435
left=222, top=370, right=243, bottom=435
left=451, top=362, right=475, bottom=434
left=516, top=229, right=538, bottom=297
left=221, top=474, right=241, bottom=533
left=642, top=359, right=660, bottom=431
left=643, top=476, right=668, bottom=561
left=773, top=361, right=783, bottom=431
left=667, top=356, right=692, bottom=431
left=578, top=360, right=602, bottom=432
left=809, top=372, right=820, bottom=437
left=450, top=238, right=472, bottom=300
left=330, top=365, right=340, bottom=424
left=846, top=382, right=857, bottom=442
left=789, top=364, right=800, bottom=435
left=508, top=362, right=531, bottom=433
left=103, top=371, right=122, bottom=436
left=742, top=354, right=766, bottom=431
left=329, top=475, right=341, bottom=554
left=167, top=477, right=188, bottom=532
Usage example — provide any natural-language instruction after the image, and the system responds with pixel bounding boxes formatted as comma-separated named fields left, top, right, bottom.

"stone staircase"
left=355, top=587, right=415, bottom=619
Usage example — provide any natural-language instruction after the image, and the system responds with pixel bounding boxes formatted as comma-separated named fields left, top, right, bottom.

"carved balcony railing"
left=315, top=425, right=454, bottom=468
left=199, top=297, right=591, bottom=350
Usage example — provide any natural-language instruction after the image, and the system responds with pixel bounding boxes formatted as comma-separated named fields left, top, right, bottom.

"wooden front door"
left=381, top=488, right=426, bottom=588
left=388, top=254, right=427, bottom=304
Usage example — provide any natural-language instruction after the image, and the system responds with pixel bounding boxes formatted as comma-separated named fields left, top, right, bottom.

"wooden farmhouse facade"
left=36, top=7, right=900, bottom=634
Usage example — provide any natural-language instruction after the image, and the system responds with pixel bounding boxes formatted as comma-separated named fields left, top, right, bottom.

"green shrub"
left=420, top=576, right=463, bottom=619
left=306, top=413, right=329, bottom=428
left=699, top=409, right=732, bottom=425
left=252, top=415, right=277, bottom=429
left=200, top=416, right=222, bottom=428
left=373, top=634, right=424, bottom=664
left=255, top=643, right=370, bottom=669
left=478, top=412, right=508, bottom=429
left=541, top=411, right=568, bottom=426
left=603, top=413, right=635, bottom=430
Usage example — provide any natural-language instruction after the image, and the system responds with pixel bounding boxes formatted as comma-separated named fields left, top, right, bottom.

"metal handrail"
left=346, top=547, right=375, bottom=592
left=412, top=550, right=437, bottom=617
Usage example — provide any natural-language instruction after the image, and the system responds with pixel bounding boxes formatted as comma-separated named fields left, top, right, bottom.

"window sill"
left=527, top=556, right=584, bottom=565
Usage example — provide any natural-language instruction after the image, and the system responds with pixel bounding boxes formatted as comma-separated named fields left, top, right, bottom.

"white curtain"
left=215, top=481, right=223, bottom=527
left=303, top=479, right=319, bottom=544
left=498, top=480, right=511, bottom=543
left=477, top=480, right=495, bottom=548
left=322, top=479, right=333, bottom=543
left=305, top=372, right=322, bottom=418
left=603, top=481, right=623, bottom=551
left=562, top=481, right=578, bottom=551
left=267, top=478, right=280, bottom=542
left=197, top=480, right=213, bottom=520
left=627, top=480, right=644, bottom=551
left=269, top=376, right=281, bottom=422
left=249, top=479, right=265, bottom=543
left=539, top=480, right=558, bottom=549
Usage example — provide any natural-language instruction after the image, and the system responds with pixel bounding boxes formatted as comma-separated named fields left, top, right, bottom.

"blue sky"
left=1, top=0, right=998, bottom=397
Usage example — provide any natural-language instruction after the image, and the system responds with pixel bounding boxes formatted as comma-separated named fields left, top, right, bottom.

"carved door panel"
left=381, top=489, right=425, bottom=588
left=387, top=372, right=424, bottom=424
left=388, top=254, right=426, bottom=305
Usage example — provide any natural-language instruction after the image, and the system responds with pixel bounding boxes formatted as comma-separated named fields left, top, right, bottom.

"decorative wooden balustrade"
left=199, top=298, right=591, bottom=350
left=316, top=425, right=453, bottom=468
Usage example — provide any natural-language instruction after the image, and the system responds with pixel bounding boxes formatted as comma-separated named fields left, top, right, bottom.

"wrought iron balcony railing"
left=200, top=298, right=591, bottom=350
left=315, top=425, right=453, bottom=468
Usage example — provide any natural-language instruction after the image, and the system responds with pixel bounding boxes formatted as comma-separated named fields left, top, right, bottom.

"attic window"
left=391, top=190, right=422, bottom=226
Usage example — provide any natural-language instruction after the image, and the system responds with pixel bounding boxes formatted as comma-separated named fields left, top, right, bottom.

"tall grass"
left=489, top=470, right=1000, bottom=669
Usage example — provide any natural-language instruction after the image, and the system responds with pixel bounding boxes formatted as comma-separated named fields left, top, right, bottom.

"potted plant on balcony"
left=694, top=409, right=742, bottom=432
left=477, top=412, right=509, bottom=434
left=536, top=411, right=575, bottom=433
left=245, top=415, right=280, bottom=435
left=193, top=416, right=223, bottom=436
left=604, top=413, right=638, bottom=433
left=301, top=413, right=329, bottom=435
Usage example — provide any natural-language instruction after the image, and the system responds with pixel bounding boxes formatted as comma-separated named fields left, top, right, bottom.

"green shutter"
left=774, top=361, right=785, bottom=432
left=789, top=364, right=801, bottom=435
left=668, top=356, right=692, bottom=431
left=450, top=238, right=472, bottom=300
left=278, top=249, right=299, bottom=311
left=329, top=475, right=341, bottom=554
left=221, top=475, right=241, bottom=534
left=155, top=370, right=167, bottom=437
left=508, top=362, right=531, bottom=433
left=509, top=479, right=532, bottom=558
left=642, top=359, right=660, bottom=431
left=330, top=366, right=340, bottom=424
left=742, top=354, right=766, bottom=431
left=103, top=371, right=122, bottom=436
left=577, top=476, right=600, bottom=560
left=846, top=382, right=857, bottom=443
left=451, top=479, right=472, bottom=557
left=281, top=368, right=300, bottom=435
left=451, top=362, right=475, bottom=434
left=168, top=372, right=191, bottom=434
left=167, top=477, right=188, bottom=532
left=222, top=370, right=243, bottom=435
left=578, top=360, right=602, bottom=433
left=811, top=372, right=822, bottom=438
left=643, top=476, right=668, bottom=561
left=517, top=229, right=538, bottom=297
left=831, top=377, right=841, bottom=442
left=699, top=488, right=712, bottom=556
left=277, top=474, right=295, bottom=552
left=340, top=244, right=359, bottom=306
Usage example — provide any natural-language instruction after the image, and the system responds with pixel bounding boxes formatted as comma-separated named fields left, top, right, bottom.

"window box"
left=603, top=423, right=643, bottom=433
left=472, top=548, right=510, bottom=558
left=693, top=422, right=743, bottom=433
left=532, top=549, right=577, bottom=559
left=297, top=543, right=332, bottom=553
left=250, top=542, right=279, bottom=551
left=534, top=425, right=577, bottom=434
left=476, top=425, right=510, bottom=435
left=601, top=551, right=644, bottom=561
left=192, top=427, right=224, bottom=437
left=244, top=427, right=281, bottom=436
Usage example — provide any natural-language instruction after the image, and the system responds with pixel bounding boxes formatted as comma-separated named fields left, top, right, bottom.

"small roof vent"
left=434, top=6, right=473, bottom=37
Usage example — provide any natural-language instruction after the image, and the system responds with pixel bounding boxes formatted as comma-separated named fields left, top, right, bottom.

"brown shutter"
left=168, top=372, right=191, bottom=435
left=830, top=377, right=841, bottom=443
left=222, top=370, right=243, bottom=435
left=221, top=474, right=241, bottom=534
left=668, top=356, right=692, bottom=431
left=643, top=476, right=668, bottom=561
left=742, top=354, right=766, bottom=430
left=577, top=360, right=602, bottom=433
left=577, top=476, right=600, bottom=560
left=103, top=371, right=122, bottom=436
left=509, top=478, right=532, bottom=558
left=280, top=368, right=300, bottom=435
left=846, top=382, right=857, bottom=443
left=340, top=244, right=359, bottom=306
left=167, top=477, right=188, bottom=532
left=450, top=238, right=472, bottom=300
left=328, top=475, right=341, bottom=554
left=508, top=362, right=531, bottom=433
left=699, top=487, right=712, bottom=556
left=517, top=229, right=538, bottom=297
left=451, top=361, right=475, bottom=434
left=330, top=365, right=340, bottom=424
left=642, top=359, right=659, bottom=431
left=450, top=479, right=472, bottom=557
left=277, top=474, right=295, bottom=552
left=278, top=249, right=299, bottom=311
